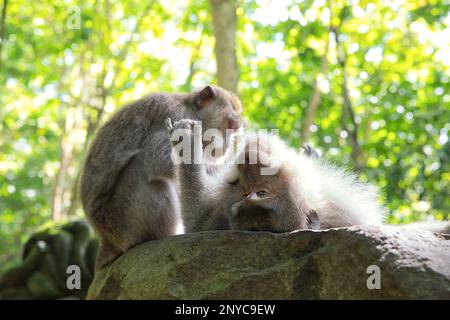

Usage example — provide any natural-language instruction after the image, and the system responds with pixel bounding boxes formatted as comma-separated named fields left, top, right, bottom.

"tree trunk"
left=209, top=0, right=238, bottom=93
left=51, top=127, right=74, bottom=221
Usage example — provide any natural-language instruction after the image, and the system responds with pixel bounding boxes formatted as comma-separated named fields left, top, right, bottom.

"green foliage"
left=0, top=0, right=449, bottom=272
left=237, top=0, right=449, bottom=225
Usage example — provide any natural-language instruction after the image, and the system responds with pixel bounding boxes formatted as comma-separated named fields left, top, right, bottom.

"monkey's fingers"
left=193, top=121, right=202, bottom=132
left=165, top=117, right=173, bottom=131
left=173, top=119, right=196, bottom=131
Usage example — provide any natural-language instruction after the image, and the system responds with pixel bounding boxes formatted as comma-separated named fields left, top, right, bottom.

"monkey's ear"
left=301, top=143, right=320, bottom=159
left=195, top=85, right=217, bottom=109
left=306, top=210, right=321, bottom=230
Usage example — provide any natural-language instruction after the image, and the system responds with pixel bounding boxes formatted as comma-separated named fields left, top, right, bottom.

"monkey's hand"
left=167, top=118, right=201, bottom=141
left=165, top=117, right=173, bottom=132
left=166, top=118, right=203, bottom=165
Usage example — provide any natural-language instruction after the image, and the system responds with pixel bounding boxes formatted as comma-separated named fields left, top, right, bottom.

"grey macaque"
left=228, top=137, right=450, bottom=233
left=80, top=85, right=242, bottom=269
left=167, top=123, right=449, bottom=234
left=166, top=122, right=326, bottom=232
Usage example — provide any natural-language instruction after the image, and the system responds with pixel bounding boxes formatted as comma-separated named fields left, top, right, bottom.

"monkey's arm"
left=166, top=118, right=228, bottom=232
left=143, top=126, right=176, bottom=181
left=178, top=163, right=230, bottom=232
left=179, top=163, right=209, bottom=231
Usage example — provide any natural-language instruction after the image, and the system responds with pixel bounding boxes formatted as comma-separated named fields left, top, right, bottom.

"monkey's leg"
left=95, top=239, right=123, bottom=270
left=91, top=152, right=182, bottom=269
left=94, top=180, right=181, bottom=270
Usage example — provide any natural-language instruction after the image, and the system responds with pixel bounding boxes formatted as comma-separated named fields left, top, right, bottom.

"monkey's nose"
left=246, top=192, right=259, bottom=200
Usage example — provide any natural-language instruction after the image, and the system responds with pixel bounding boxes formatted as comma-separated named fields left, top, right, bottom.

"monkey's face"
left=228, top=147, right=320, bottom=232
left=193, top=85, right=243, bottom=158
left=230, top=175, right=304, bottom=232
left=230, top=184, right=283, bottom=232
left=230, top=179, right=320, bottom=232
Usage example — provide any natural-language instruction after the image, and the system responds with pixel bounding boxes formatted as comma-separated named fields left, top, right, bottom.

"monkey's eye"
left=228, top=179, right=239, bottom=186
left=227, top=116, right=241, bottom=130
left=242, top=192, right=250, bottom=198
left=256, top=190, right=269, bottom=197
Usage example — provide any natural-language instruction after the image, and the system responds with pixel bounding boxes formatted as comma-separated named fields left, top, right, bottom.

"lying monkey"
left=167, top=119, right=449, bottom=234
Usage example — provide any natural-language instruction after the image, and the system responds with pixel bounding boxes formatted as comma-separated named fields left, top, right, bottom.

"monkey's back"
left=79, top=93, right=193, bottom=264
left=81, top=93, right=188, bottom=208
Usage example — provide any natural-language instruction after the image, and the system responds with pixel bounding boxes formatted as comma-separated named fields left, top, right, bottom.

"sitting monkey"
left=167, top=120, right=449, bottom=234
left=80, top=86, right=242, bottom=269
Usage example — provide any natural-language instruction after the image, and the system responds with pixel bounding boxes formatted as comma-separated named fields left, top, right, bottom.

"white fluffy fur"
left=204, top=131, right=450, bottom=233
left=227, top=132, right=385, bottom=228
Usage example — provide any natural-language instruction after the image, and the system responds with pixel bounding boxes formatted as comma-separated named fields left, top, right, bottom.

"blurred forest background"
left=0, top=0, right=449, bottom=272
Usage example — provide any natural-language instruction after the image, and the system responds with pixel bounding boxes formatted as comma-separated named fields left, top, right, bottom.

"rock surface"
left=87, top=226, right=450, bottom=299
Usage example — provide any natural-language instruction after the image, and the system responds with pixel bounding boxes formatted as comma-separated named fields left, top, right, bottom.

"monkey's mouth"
left=231, top=204, right=276, bottom=232
left=236, top=204, right=275, bottom=217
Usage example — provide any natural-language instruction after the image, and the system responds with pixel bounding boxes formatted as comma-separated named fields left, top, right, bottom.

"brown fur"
left=80, top=85, right=242, bottom=269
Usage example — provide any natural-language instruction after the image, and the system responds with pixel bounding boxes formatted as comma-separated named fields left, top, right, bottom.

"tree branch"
left=331, top=6, right=363, bottom=171
left=182, top=28, right=205, bottom=91
left=0, top=0, right=8, bottom=69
